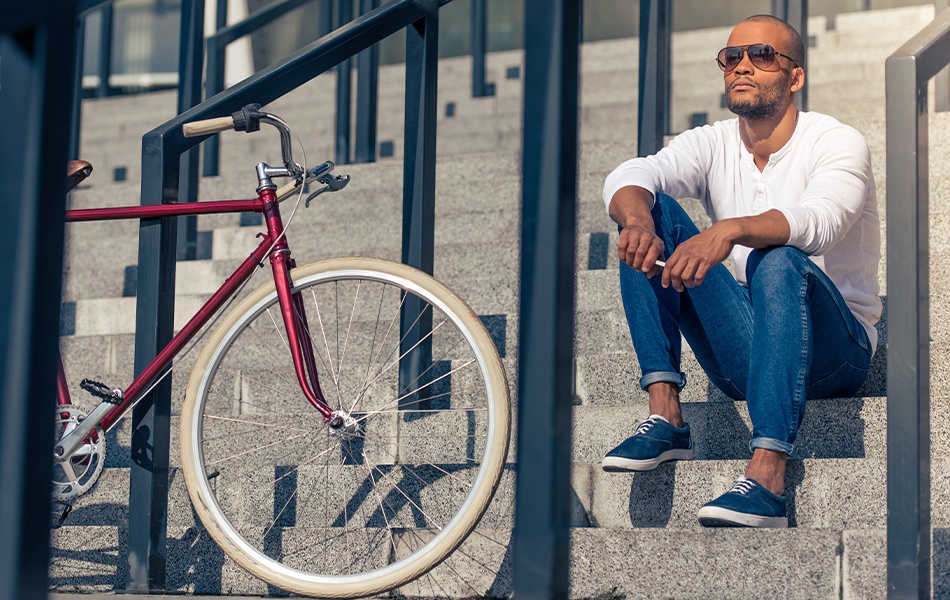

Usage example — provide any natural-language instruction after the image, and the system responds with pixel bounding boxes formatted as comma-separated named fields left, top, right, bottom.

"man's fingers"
left=661, top=256, right=674, bottom=288
left=619, top=227, right=664, bottom=272
left=692, top=262, right=709, bottom=286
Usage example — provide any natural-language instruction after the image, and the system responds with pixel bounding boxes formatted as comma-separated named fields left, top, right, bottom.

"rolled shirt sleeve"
left=603, top=126, right=716, bottom=213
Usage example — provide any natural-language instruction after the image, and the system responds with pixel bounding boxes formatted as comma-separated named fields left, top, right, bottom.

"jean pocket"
left=807, top=360, right=870, bottom=399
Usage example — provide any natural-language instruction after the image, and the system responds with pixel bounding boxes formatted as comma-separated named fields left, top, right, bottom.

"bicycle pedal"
left=51, top=502, right=73, bottom=529
left=79, top=378, right=121, bottom=403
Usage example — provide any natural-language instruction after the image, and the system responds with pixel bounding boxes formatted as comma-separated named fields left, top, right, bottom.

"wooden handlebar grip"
left=275, top=179, right=301, bottom=201
left=182, top=116, right=235, bottom=137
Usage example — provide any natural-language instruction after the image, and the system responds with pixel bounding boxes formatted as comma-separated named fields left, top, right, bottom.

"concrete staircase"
left=51, top=4, right=950, bottom=598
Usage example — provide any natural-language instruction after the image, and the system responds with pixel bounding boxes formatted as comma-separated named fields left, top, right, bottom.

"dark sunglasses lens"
left=718, top=47, right=743, bottom=70
left=747, top=44, right=776, bottom=68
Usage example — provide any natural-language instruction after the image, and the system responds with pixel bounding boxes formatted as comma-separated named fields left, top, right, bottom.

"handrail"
left=213, top=0, right=314, bottom=47
left=171, top=0, right=433, bottom=154
left=885, top=5, right=950, bottom=599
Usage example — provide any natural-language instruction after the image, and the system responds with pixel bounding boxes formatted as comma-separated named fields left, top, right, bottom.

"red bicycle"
left=54, top=105, right=511, bottom=598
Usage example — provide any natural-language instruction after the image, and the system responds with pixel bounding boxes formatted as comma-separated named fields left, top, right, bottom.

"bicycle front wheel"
left=180, top=257, right=510, bottom=598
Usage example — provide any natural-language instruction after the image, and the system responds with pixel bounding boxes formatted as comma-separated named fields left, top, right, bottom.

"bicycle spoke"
left=310, top=286, right=343, bottom=406
left=205, top=430, right=314, bottom=468
left=204, top=414, right=311, bottom=434
left=362, top=284, right=388, bottom=398
left=347, top=286, right=408, bottom=414
left=393, top=330, right=470, bottom=398
left=356, top=358, right=477, bottom=423
left=357, top=453, right=400, bottom=560
left=336, top=280, right=361, bottom=384
left=371, top=440, right=479, bottom=497
left=348, top=317, right=448, bottom=413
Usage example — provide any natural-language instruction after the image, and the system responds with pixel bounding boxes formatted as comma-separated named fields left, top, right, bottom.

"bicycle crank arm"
left=54, top=400, right=114, bottom=459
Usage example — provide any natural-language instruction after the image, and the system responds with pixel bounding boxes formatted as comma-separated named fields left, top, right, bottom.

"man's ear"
left=789, top=67, right=805, bottom=93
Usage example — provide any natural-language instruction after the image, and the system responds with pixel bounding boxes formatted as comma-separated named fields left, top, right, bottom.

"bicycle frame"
left=58, top=188, right=334, bottom=437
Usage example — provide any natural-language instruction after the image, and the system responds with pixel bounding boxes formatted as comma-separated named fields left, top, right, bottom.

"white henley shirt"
left=603, top=111, right=882, bottom=350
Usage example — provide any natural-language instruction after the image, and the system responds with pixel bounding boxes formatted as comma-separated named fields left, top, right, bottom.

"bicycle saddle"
left=67, top=160, right=93, bottom=192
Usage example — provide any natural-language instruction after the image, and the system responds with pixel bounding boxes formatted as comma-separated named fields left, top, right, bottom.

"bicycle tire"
left=180, top=257, right=510, bottom=598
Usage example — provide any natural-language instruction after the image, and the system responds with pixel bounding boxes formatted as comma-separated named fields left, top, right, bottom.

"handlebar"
left=182, top=104, right=301, bottom=178
left=182, top=104, right=349, bottom=205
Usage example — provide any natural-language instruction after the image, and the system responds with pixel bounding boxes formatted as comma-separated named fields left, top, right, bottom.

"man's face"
left=722, top=21, right=798, bottom=120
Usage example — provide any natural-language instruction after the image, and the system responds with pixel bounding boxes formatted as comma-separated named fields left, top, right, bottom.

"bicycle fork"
left=261, top=190, right=342, bottom=427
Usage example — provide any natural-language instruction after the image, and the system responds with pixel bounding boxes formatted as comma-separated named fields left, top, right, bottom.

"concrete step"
left=47, top=520, right=950, bottom=600
left=49, top=523, right=901, bottom=598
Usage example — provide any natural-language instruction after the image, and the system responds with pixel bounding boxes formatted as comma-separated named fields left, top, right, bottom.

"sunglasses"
left=716, top=43, right=799, bottom=72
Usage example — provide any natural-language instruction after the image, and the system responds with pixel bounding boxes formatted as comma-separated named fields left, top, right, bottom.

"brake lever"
left=305, top=174, right=350, bottom=207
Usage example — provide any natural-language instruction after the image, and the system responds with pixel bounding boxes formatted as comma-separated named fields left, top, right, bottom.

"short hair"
left=742, top=14, right=805, bottom=69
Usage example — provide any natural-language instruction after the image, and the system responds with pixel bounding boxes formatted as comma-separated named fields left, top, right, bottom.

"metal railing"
left=470, top=0, right=493, bottom=97
left=885, top=6, right=950, bottom=599
left=0, top=4, right=78, bottom=599
left=772, top=0, right=808, bottom=110
left=129, top=0, right=448, bottom=588
left=512, top=1, right=579, bottom=597
left=637, top=0, right=671, bottom=156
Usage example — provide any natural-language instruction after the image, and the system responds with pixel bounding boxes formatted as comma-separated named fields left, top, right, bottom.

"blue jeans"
left=619, top=194, right=872, bottom=455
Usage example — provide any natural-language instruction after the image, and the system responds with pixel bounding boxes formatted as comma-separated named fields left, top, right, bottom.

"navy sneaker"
left=601, top=415, right=693, bottom=472
left=697, top=478, right=788, bottom=528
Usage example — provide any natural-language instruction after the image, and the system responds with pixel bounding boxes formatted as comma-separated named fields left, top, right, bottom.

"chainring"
left=52, top=405, right=107, bottom=501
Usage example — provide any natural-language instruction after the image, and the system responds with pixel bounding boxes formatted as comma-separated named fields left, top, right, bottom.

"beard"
left=726, top=73, right=790, bottom=120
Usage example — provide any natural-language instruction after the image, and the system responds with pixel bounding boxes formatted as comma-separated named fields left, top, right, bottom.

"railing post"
left=886, top=54, right=931, bottom=600
left=177, top=0, right=205, bottom=260
left=637, top=0, right=670, bottom=155
left=884, top=8, right=950, bottom=596
left=399, top=8, right=438, bottom=411
left=96, top=3, right=113, bottom=97
left=938, top=0, right=949, bottom=112
left=512, top=0, right=579, bottom=598
left=771, top=0, right=808, bottom=111
left=70, top=14, right=86, bottom=161
left=471, top=0, right=492, bottom=97
left=336, top=0, right=354, bottom=165
left=320, top=0, right=334, bottom=36
left=355, top=0, right=378, bottom=163
left=0, top=10, right=77, bottom=600
left=126, top=134, right=180, bottom=594
left=201, top=0, right=229, bottom=177
left=125, top=1, right=207, bottom=587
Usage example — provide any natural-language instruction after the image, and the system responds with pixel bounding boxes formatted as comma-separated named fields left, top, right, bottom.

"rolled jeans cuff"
left=750, top=436, right=794, bottom=456
left=639, top=370, right=687, bottom=392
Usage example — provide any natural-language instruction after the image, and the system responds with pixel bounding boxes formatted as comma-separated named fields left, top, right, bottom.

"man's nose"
left=734, top=55, right=754, bottom=74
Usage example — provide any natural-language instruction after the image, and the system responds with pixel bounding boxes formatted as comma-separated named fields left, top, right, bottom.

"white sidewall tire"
left=180, top=257, right=510, bottom=598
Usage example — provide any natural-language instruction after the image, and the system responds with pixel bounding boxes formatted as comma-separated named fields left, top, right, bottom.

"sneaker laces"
left=635, top=417, right=659, bottom=436
left=727, top=478, right=756, bottom=495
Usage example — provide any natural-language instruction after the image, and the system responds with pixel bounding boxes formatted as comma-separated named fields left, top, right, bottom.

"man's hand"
left=660, top=210, right=792, bottom=291
left=662, top=223, right=734, bottom=291
left=618, top=224, right=665, bottom=279
left=609, top=186, right=665, bottom=278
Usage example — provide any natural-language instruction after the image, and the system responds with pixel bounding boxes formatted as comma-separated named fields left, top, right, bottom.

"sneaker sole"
left=601, top=448, right=694, bottom=472
left=696, top=506, right=788, bottom=528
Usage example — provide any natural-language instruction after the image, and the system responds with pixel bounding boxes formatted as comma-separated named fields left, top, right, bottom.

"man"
left=600, top=14, right=880, bottom=528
